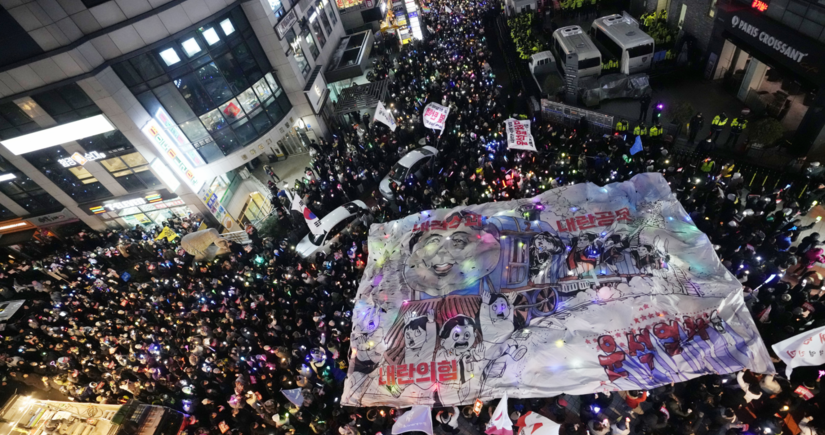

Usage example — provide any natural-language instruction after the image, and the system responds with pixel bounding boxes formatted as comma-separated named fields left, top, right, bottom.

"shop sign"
left=154, top=108, right=205, bottom=168
left=730, top=15, right=808, bottom=63
left=105, top=198, right=147, bottom=211
left=28, top=208, right=77, bottom=227
left=276, top=9, right=298, bottom=39
left=58, top=151, right=106, bottom=168
left=751, top=0, right=768, bottom=12
left=141, top=119, right=203, bottom=192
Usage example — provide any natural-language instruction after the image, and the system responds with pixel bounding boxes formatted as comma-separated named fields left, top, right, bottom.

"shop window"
left=325, top=0, right=338, bottom=25
left=788, top=0, right=809, bottom=16
left=0, top=157, right=60, bottom=215
left=153, top=83, right=199, bottom=123
left=68, top=166, right=98, bottom=184
left=213, top=129, right=242, bottom=154
left=231, top=42, right=259, bottom=72
left=252, top=77, right=273, bottom=101
left=219, top=98, right=246, bottom=123
left=175, top=72, right=214, bottom=115
left=194, top=140, right=225, bottom=163
left=99, top=152, right=160, bottom=192
left=0, top=102, right=38, bottom=141
left=249, top=108, right=273, bottom=134
left=132, top=53, right=166, bottom=80
left=220, top=18, right=236, bottom=36
left=77, top=130, right=133, bottom=154
left=266, top=73, right=284, bottom=97
left=232, top=117, right=258, bottom=145
left=286, top=29, right=311, bottom=77
left=200, top=109, right=228, bottom=132
left=304, top=28, right=320, bottom=59
left=237, top=88, right=262, bottom=113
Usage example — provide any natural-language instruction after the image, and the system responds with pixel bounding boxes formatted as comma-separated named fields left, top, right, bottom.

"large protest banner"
left=342, top=173, right=773, bottom=407
left=505, top=119, right=537, bottom=152
left=422, top=103, right=450, bottom=131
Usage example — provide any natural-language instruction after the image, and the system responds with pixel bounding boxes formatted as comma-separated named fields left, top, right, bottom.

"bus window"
left=627, top=43, right=654, bottom=58
left=578, top=57, right=600, bottom=69
left=593, top=28, right=622, bottom=60
left=508, top=240, right=529, bottom=284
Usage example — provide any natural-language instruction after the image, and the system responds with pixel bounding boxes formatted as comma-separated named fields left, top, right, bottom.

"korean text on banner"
left=505, top=119, right=537, bottom=152
left=291, top=192, right=324, bottom=236
left=422, top=102, right=450, bottom=131
left=374, top=102, right=398, bottom=132
left=340, top=173, right=773, bottom=408
left=772, top=324, right=825, bottom=378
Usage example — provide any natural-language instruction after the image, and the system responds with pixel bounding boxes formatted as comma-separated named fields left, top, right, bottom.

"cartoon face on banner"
left=403, top=212, right=501, bottom=297
left=342, top=173, right=775, bottom=408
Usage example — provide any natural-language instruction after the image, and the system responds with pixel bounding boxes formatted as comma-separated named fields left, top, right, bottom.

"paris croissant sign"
left=730, top=15, right=808, bottom=63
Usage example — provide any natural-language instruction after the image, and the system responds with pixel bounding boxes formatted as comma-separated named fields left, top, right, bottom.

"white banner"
left=341, top=173, right=773, bottom=408
left=771, top=324, right=825, bottom=378
left=291, top=192, right=324, bottom=236
left=505, top=119, right=537, bottom=152
left=392, top=405, right=433, bottom=435
left=281, top=388, right=305, bottom=407
left=515, top=412, right=561, bottom=435
left=374, top=102, right=397, bottom=131
left=422, top=102, right=450, bottom=131
left=486, top=392, right=513, bottom=435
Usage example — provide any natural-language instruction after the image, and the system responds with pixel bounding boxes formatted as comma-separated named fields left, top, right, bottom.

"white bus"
left=551, top=26, right=602, bottom=78
left=590, top=14, right=654, bottom=75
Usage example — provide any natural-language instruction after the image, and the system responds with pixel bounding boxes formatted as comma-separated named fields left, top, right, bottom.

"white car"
left=295, top=200, right=368, bottom=258
left=379, top=146, right=438, bottom=200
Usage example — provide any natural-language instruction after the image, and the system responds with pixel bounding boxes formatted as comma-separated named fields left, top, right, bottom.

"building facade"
left=631, top=0, right=825, bottom=155
left=0, top=0, right=344, bottom=232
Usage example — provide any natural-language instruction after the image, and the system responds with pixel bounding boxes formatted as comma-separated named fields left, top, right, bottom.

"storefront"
left=80, top=190, right=195, bottom=229
left=707, top=5, right=825, bottom=154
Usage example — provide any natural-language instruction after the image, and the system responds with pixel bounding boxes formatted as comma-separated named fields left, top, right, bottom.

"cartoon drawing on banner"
left=341, top=174, right=774, bottom=408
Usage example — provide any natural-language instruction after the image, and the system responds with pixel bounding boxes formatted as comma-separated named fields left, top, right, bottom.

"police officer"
left=633, top=122, right=648, bottom=138
left=615, top=119, right=629, bottom=135
left=710, top=112, right=728, bottom=143
left=688, top=112, right=704, bottom=144
left=639, top=94, right=651, bottom=122
left=725, top=117, right=747, bottom=148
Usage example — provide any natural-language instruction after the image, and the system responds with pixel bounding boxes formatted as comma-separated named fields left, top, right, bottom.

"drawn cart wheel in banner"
left=512, top=286, right=558, bottom=327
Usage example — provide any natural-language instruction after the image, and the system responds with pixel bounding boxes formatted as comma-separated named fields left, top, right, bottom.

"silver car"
left=379, top=146, right=438, bottom=199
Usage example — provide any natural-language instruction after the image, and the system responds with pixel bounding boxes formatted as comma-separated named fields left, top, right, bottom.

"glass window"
left=252, top=78, right=273, bottom=100
left=264, top=97, right=286, bottom=123
left=160, top=48, right=182, bottom=67
left=100, top=157, right=129, bottom=172
left=249, top=108, right=273, bottom=134
left=213, top=129, right=241, bottom=154
left=214, top=53, right=250, bottom=94
left=181, top=37, right=203, bottom=58
left=318, top=4, right=333, bottom=34
left=220, top=18, right=235, bottom=36
left=231, top=42, right=258, bottom=72
left=325, top=0, right=338, bottom=25
left=180, top=119, right=211, bottom=143
left=194, top=140, right=224, bottom=163
left=304, top=30, right=320, bottom=59
left=232, top=117, right=258, bottom=145
left=268, top=0, right=283, bottom=13
left=202, top=27, right=221, bottom=46
left=219, top=98, right=245, bottom=123
left=309, top=9, right=327, bottom=46
left=237, top=88, right=261, bottom=113
left=200, top=109, right=227, bottom=132
left=287, top=30, right=311, bottom=76
left=0, top=102, right=31, bottom=127
left=175, top=72, right=214, bottom=114
left=196, top=62, right=234, bottom=104
left=153, top=83, right=198, bottom=123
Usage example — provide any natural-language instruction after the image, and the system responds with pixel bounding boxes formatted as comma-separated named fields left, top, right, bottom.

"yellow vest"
left=712, top=115, right=728, bottom=126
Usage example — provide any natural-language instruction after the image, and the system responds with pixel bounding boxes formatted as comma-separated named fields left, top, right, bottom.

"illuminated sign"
left=752, top=0, right=768, bottom=12
left=103, top=198, right=147, bottom=211
left=730, top=15, right=808, bottom=63
left=0, top=115, right=116, bottom=155
left=141, top=119, right=203, bottom=192
left=58, top=151, right=106, bottom=167
left=154, top=108, right=205, bottom=167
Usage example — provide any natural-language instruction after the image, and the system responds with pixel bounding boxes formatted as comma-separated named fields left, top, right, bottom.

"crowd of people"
left=2, top=0, right=825, bottom=434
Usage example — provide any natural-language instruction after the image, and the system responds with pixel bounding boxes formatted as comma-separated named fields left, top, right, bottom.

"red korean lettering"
left=412, top=224, right=420, bottom=232
left=819, top=333, right=825, bottom=344
left=438, top=113, right=446, bottom=123
left=597, top=335, right=629, bottom=382
left=396, top=363, right=415, bottom=385
left=556, top=221, right=569, bottom=232
left=430, top=220, right=446, bottom=230
left=576, top=215, right=597, bottom=230
left=438, top=360, right=458, bottom=382
left=415, top=362, right=435, bottom=383
left=420, top=221, right=430, bottom=232
left=566, top=217, right=578, bottom=232
left=595, top=211, right=615, bottom=226
left=626, top=328, right=655, bottom=370
left=446, top=214, right=462, bottom=229
left=379, top=365, right=395, bottom=385
left=652, top=321, right=682, bottom=356
left=615, top=208, right=632, bottom=222
left=683, top=316, right=710, bottom=342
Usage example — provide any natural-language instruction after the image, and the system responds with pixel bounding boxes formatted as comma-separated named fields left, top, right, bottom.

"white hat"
left=812, top=162, right=821, bottom=167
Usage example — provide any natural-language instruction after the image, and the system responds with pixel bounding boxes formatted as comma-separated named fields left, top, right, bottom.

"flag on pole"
left=291, top=192, right=324, bottom=236
left=772, top=324, right=825, bottom=378
left=485, top=392, right=514, bottom=435
left=629, top=136, right=643, bottom=155
left=155, top=226, right=178, bottom=242
left=281, top=388, right=305, bottom=407
left=422, top=102, right=450, bottom=131
left=392, top=405, right=433, bottom=435
left=444, top=5, right=452, bottom=12
left=374, top=102, right=397, bottom=131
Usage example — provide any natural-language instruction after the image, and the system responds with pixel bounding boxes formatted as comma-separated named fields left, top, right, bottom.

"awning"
left=333, top=79, right=389, bottom=115
left=0, top=229, right=36, bottom=247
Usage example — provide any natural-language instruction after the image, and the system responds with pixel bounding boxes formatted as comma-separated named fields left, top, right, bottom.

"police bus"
left=551, top=26, right=602, bottom=78
left=590, top=14, right=655, bottom=75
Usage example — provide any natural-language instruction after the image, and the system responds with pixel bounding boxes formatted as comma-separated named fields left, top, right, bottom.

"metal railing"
left=223, top=231, right=252, bottom=245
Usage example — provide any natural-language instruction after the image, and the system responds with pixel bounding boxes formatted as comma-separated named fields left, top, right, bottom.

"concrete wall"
left=666, top=0, right=716, bottom=52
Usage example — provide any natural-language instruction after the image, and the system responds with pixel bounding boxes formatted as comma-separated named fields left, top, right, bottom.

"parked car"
left=379, top=146, right=438, bottom=199
left=295, top=200, right=368, bottom=258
